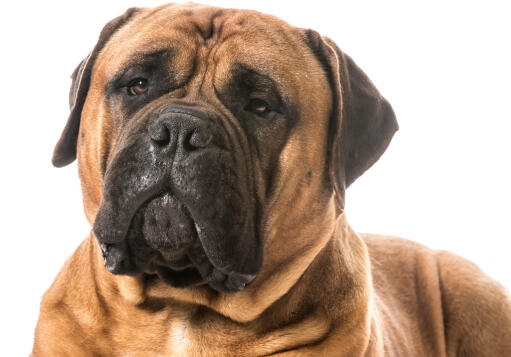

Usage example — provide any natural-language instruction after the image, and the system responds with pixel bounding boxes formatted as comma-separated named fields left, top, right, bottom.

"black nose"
left=149, top=108, right=213, bottom=151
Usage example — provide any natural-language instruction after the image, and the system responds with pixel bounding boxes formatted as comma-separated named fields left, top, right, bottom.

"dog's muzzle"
left=93, top=106, right=262, bottom=293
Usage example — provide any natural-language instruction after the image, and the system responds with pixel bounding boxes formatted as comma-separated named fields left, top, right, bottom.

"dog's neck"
left=90, top=204, right=376, bottom=354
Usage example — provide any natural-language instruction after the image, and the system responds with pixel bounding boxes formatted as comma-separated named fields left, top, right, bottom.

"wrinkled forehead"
left=95, top=4, right=318, bottom=94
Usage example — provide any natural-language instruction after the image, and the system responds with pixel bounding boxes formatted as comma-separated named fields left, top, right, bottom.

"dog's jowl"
left=33, top=3, right=511, bottom=356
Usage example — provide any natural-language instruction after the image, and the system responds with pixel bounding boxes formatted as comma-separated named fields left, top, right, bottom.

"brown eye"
left=127, top=78, right=148, bottom=96
left=245, top=98, right=270, bottom=116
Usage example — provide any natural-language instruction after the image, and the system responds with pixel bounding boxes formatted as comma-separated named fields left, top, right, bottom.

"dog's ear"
left=304, top=30, right=398, bottom=208
left=52, top=8, right=141, bottom=167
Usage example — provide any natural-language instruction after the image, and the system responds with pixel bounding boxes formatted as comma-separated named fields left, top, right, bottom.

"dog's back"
left=363, top=234, right=511, bottom=356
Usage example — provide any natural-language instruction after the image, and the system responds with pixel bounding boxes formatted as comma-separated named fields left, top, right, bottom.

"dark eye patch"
left=216, top=63, right=285, bottom=122
left=108, top=49, right=172, bottom=89
left=104, top=49, right=185, bottom=120
left=237, top=65, right=283, bottom=112
left=213, top=62, right=300, bottom=198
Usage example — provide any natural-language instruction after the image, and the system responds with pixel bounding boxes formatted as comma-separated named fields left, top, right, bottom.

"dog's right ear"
left=52, top=8, right=141, bottom=168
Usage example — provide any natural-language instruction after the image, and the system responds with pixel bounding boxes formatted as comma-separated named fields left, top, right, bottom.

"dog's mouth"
left=97, top=192, right=256, bottom=293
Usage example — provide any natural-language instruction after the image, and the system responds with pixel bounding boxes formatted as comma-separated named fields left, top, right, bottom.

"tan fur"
left=33, top=4, right=511, bottom=356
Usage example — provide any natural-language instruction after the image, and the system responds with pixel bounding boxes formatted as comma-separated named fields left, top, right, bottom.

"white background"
left=1, top=0, right=510, bottom=355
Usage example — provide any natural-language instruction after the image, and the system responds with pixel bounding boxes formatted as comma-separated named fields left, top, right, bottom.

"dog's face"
left=52, top=4, right=397, bottom=293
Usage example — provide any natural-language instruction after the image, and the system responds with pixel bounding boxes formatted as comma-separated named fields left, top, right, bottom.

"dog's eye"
left=245, top=98, right=271, bottom=116
left=127, top=78, right=148, bottom=96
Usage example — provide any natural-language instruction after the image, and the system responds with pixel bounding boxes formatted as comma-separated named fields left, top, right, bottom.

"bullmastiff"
left=33, top=3, right=511, bottom=356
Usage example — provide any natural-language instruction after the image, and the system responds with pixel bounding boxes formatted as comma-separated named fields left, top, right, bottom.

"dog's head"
left=52, top=4, right=397, bottom=293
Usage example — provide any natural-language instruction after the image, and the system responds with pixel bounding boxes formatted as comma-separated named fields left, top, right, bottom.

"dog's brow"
left=234, top=63, right=276, bottom=87
left=111, top=48, right=174, bottom=82
left=233, top=62, right=283, bottom=105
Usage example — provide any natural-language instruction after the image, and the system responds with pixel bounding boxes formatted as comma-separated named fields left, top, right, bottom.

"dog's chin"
left=149, top=262, right=256, bottom=293
left=101, top=192, right=256, bottom=293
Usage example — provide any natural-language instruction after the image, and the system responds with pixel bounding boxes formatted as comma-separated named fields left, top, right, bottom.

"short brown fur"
left=34, top=4, right=511, bottom=356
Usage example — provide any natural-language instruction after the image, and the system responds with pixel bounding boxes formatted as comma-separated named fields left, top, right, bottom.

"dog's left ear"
left=304, top=30, right=398, bottom=208
left=52, top=8, right=141, bottom=167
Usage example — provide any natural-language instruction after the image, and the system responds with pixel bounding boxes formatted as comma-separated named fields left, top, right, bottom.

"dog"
left=32, top=3, right=511, bottom=356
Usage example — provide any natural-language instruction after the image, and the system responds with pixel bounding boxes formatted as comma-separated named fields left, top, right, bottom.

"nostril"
left=188, top=129, right=213, bottom=149
left=149, top=123, right=171, bottom=146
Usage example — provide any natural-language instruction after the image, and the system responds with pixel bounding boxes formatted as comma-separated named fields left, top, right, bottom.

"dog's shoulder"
left=361, top=233, right=437, bottom=295
left=434, top=248, right=511, bottom=355
left=362, top=233, right=511, bottom=356
left=33, top=237, right=104, bottom=356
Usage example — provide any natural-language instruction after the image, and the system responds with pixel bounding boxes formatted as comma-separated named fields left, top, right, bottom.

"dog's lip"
left=96, top=175, right=260, bottom=292
left=149, top=262, right=256, bottom=293
left=98, top=193, right=257, bottom=293
left=149, top=240, right=257, bottom=292
left=93, top=191, right=164, bottom=245
left=153, top=265, right=206, bottom=288
left=92, top=134, right=172, bottom=245
left=162, top=255, right=195, bottom=271
left=100, top=240, right=258, bottom=293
